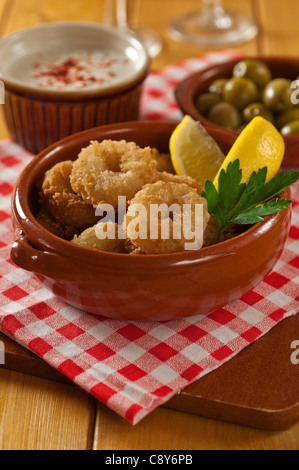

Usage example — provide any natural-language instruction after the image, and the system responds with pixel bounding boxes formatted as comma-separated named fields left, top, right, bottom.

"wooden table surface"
left=0, top=0, right=298, bottom=450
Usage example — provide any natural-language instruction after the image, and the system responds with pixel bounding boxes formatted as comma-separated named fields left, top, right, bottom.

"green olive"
left=263, top=78, right=294, bottom=113
left=242, top=102, right=274, bottom=124
left=207, top=102, right=242, bottom=130
left=195, top=93, right=222, bottom=115
left=280, top=120, right=299, bottom=135
left=223, top=77, right=259, bottom=110
left=276, top=108, right=299, bottom=130
left=208, top=79, right=227, bottom=97
left=233, top=60, right=272, bottom=90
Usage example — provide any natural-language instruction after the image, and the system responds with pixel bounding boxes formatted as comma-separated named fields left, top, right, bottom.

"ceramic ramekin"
left=10, top=121, right=292, bottom=321
left=175, top=56, right=299, bottom=168
left=0, top=22, right=150, bottom=154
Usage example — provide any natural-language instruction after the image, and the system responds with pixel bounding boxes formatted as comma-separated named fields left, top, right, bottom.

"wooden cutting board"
left=0, top=314, right=298, bottom=431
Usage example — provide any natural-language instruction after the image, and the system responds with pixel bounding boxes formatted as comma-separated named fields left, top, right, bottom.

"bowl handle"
left=10, top=231, right=81, bottom=281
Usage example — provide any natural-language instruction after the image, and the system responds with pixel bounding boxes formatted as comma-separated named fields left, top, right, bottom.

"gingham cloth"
left=0, top=50, right=298, bottom=425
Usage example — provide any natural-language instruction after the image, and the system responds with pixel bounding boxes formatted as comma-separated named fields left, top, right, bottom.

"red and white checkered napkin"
left=0, top=51, right=299, bottom=425
left=140, top=48, right=242, bottom=121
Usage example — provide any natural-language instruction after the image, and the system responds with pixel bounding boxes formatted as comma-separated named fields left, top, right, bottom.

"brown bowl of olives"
left=175, top=57, right=299, bottom=167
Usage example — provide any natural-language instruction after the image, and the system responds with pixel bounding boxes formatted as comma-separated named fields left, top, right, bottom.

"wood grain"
left=253, top=0, right=299, bottom=56
left=2, top=316, right=298, bottom=433
left=150, top=0, right=259, bottom=71
left=0, top=368, right=95, bottom=450
left=93, top=404, right=299, bottom=451
left=0, top=0, right=298, bottom=451
left=166, top=315, right=299, bottom=431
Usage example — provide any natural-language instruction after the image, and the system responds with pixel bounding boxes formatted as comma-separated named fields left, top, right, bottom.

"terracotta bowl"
left=10, top=121, right=292, bottom=321
left=175, top=56, right=299, bottom=168
left=0, top=22, right=150, bottom=154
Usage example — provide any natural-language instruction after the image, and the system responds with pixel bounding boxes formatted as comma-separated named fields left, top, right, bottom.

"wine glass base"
left=170, top=11, right=258, bottom=46
left=132, top=27, right=163, bottom=58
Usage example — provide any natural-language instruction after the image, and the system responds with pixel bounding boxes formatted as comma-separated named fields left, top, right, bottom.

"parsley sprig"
left=201, top=160, right=299, bottom=243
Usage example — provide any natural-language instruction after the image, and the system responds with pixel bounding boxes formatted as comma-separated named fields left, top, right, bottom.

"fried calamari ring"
left=124, top=238, right=147, bottom=255
left=70, top=140, right=157, bottom=208
left=71, top=222, right=126, bottom=253
left=124, top=181, right=209, bottom=254
left=203, top=217, right=240, bottom=246
left=36, top=207, right=80, bottom=241
left=42, top=161, right=98, bottom=231
left=156, top=171, right=203, bottom=193
left=151, top=148, right=174, bottom=174
left=150, top=148, right=203, bottom=192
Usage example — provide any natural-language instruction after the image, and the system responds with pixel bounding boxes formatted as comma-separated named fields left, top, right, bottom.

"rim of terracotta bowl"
left=12, top=121, right=291, bottom=271
left=175, top=55, right=299, bottom=140
left=0, top=21, right=150, bottom=101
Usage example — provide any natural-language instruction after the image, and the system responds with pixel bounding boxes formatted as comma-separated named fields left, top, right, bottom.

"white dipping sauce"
left=29, top=50, right=134, bottom=91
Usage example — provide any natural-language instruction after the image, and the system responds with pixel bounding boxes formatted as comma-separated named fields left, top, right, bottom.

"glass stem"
left=200, top=0, right=232, bottom=29
left=116, top=0, right=133, bottom=32
left=104, top=0, right=134, bottom=31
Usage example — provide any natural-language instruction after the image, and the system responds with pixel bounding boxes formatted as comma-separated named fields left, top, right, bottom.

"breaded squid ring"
left=150, top=148, right=174, bottom=174
left=41, top=161, right=98, bottom=231
left=36, top=207, right=80, bottom=241
left=71, top=222, right=126, bottom=253
left=70, top=140, right=158, bottom=208
left=156, top=171, right=203, bottom=193
left=124, top=238, right=147, bottom=255
left=203, top=217, right=240, bottom=246
left=149, top=148, right=203, bottom=192
left=124, top=181, right=209, bottom=254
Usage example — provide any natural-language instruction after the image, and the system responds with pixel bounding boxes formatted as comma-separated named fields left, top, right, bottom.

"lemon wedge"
left=169, top=115, right=225, bottom=187
left=213, top=116, right=285, bottom=189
